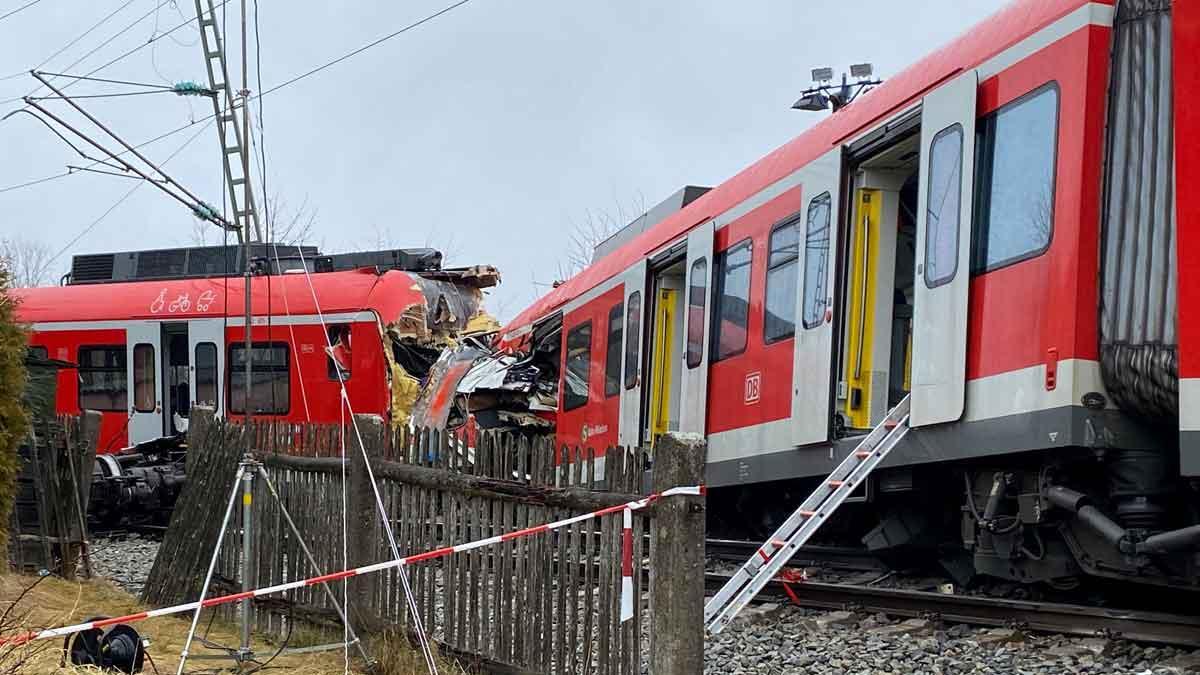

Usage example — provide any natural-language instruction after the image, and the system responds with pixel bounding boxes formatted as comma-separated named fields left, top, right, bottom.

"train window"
left=685, top=258, right=708, bottom=369
left=78, top=346, right=127, bottom=411
left=563, top=321, right=592, bottom=411
left=27, top=346, right=47, bottom=360
left=132, top=344, right=156, bottom=413
left=765, top=217, right=800, bottom=342
left=229, top=342, right=290, bottom=414
left=972, top=84, right=1058, bottom=273
left=605, top=302, right=623, bottom=397
left=924, top=124, right=964, bottom=288
left=195, top=343, right=218, bottom=408
left=802, top=192, right=832, bottom=329
left=326, top=324, right=352, bottom=381
left=712, top=240, right=752, bottom=361
left=624, top=292, right=641, bottom=390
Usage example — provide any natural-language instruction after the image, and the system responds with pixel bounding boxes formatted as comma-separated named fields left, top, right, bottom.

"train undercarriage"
left=711, top=442, right=1200, bottom=593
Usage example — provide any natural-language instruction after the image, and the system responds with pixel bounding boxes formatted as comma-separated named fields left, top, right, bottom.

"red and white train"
left=498, top=0, right=1200, bottom=588
left=14, top=245, right=496, bottom=454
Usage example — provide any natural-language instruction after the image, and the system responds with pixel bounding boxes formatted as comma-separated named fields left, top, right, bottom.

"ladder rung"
left=224, top=146, right=242, bottom=155
left=885, top=420, right=899, bottom=429
left=799, top=510, right=816, bottom=517
left=828, top=480, right=844, bottom=488
left=855, top=451, right=871, bottom=459
left=230, top=177, right=246, bottom=186
left=200, top=18, right=214, bottom=27
left=206, top=50, right=223, bottom=59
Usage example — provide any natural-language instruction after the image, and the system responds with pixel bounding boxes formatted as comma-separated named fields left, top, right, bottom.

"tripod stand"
left=176, top=453, right=372, bottom=673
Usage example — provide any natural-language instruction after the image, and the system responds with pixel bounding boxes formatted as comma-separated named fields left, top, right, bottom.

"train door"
left=911, top=71, right=978, bottom=426
left=837, top=132, right=920, bottom=432
left=161, top=323, right=190, bottom=435
left=618, top=259, right=647, bottom=447
left=646, top=263, right=683, bottom=446
left=188, top=319, right=224, bottom=419
left=790, top=148, right=842, bottom=445
left=679, top=221, right=714, bottom=435
left=125, top=321, right=163, bottom=444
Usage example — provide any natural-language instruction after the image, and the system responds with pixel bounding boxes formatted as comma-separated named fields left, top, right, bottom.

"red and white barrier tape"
left=3, top=485, right=704, bottom=645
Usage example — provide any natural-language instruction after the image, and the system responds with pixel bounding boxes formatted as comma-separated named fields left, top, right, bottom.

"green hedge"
left=0, top=264, right=28, bottom=555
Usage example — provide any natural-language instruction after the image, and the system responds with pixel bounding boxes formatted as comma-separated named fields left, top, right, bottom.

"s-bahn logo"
left=744, top=372, right=762, bottom=405
left=580, top=423, right=608, bottom=443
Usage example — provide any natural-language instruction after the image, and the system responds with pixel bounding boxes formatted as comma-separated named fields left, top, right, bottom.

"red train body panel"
left=15, top=269, right=443, bottom=452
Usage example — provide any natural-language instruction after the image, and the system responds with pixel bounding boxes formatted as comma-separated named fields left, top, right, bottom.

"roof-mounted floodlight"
left=792, top=92, right=831, bottom=112
left=793, top=64, right=883, bottom=114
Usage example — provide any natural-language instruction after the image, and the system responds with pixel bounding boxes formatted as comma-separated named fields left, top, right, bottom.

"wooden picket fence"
left=146, top=410, right=705, bottom=674
left=8, top=412, right=99, bottom=578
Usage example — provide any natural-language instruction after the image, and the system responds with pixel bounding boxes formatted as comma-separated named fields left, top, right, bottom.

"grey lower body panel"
left=1182, top=430, right=1200, bottom=477
left=706, top=406, right=1162, bottom=488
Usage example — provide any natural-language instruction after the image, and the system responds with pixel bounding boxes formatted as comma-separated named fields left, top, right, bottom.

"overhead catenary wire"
left=0, top=0, right=139, bottom=82
left=41, top=117, right=214, bottom=271
left=0, top=0, right=178, bottom=105
left=0, top=0, right=231, bottom=106
left=0, top=0, right=46, bottom=23
left=0, top=0, right=473, bottom=195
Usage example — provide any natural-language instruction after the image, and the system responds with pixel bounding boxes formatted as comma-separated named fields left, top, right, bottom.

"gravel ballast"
left=706, top=604, right=1200, bottom=675
left=88, top=533, right=161, bottom=597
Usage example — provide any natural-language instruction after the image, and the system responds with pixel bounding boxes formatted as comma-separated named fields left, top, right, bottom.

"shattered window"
left=713, top=240, right=752, bottom=361
left=605, top=302, right=623, bottom=397
left=686, top=258, right=708, bottom=369
left=78, top=346, right=127, bottom=411
left=230, top=342, right=290, bottom=415
left=563, top=321, right=592, bottom=411
left=924, top=124, right=964, bottom=288
left=326, top=324, right=352, bottom=381
left=624, top=292, right=641, bottom=390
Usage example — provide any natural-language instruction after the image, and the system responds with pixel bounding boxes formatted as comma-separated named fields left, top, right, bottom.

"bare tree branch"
left=0, top=237, right=56, bottom=287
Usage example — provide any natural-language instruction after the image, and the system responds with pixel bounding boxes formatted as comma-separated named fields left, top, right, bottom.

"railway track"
left=705, top=572, right=1200, bottom=649
left=706, top=538, right=886, bottom=572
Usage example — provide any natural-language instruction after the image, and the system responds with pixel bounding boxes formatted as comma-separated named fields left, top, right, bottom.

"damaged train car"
left=13, top=243, right=498, bottom=522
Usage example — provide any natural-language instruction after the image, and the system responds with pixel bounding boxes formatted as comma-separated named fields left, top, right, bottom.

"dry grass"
left=0, top=574, right=464, bottom=674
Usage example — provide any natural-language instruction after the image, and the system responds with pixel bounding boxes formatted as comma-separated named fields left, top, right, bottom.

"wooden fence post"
left=142, top=407, right=243, bottom=606
left=649, top=432, right=706, bottom=675
left=347, top=414, right=385, bottom=630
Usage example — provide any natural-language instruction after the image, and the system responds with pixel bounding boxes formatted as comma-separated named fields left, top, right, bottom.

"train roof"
left=12, top=268, right=428, bottom=325
left=501, top=0, right=1105, bottom=339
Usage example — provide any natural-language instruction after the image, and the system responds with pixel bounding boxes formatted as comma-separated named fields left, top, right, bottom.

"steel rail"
left=705, top=573, right=1200, bottom=648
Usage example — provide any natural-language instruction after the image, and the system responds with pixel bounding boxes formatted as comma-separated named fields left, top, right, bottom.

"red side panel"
left=557, top=286, right=624, bottom=452
left=966, top=26, right=1110, bottom=380
left=706, top=189, right=802, bottom=435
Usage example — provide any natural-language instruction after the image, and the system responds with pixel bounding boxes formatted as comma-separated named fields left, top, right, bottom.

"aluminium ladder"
left=704, top=394, right=912, bottom=633
left=193, top=0, right=262, bottom=243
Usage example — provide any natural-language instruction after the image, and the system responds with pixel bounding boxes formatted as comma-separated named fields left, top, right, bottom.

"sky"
left=0, top=0, right=1006, bottom=321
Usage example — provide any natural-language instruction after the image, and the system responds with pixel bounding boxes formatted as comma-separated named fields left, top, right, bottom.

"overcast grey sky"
left=0, top=0, right=1004, bottom=320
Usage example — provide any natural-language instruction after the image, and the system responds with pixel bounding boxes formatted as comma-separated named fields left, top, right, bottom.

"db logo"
left=744, top=372, right=762, bottom=404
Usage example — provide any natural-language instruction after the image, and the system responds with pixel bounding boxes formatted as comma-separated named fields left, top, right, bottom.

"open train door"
left=911, top=71, right=978, bottom=426
left=679, top=221, right=715, bottom=435
left=618, top=259, right=647, bottom=447
left=125, top=321, right=163, bottom=443
left=791, top=148, right=842, bottom=445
